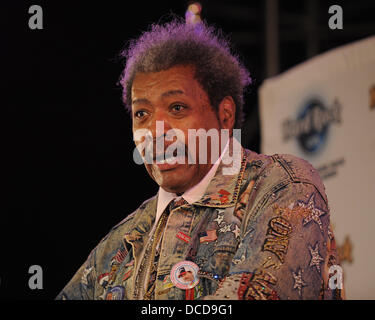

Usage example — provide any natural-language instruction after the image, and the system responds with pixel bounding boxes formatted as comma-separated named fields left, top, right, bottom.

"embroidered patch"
left=308, top=242, right=324, bottom=274
left=292, top=268, right=307, bottom=298
left=269, top=216, right=293, bottom=236
left=122, top=269, right=133, bottom=281
left=97, top=272, right=109, bottom=287
left=219, top=189, right=230, bottom=196
left=262, top=216, right=292, bottom=263
left=298, top=193, right=327, bottom=234
left=237, top=273, right=252, bottom=299
left=199, top=230, right=217, bottom=243
left=218, top=224, right=232, bottom=233
left=97, top=264, right=118, bottom=288
left=232, top=225, right=241, bottom=238
left=273, top=203, right=309, bottom=221
left=219, top=197, right=229, bottom=204
left=111, top=247, right=128, bottom=265
left=176, top=231, right=191, bottom=243
left=216, top=189, right=231, bottom=204
left=105, top=286, right=125, bottom=300
left=213, top=209, right=226, bottom=225
left=108, top=264, right=119, bottom=284
left=261, top=256, right=282, bottom=270
left=247, top=271, right=278, bottom=300
left=238, top=270, right=279, bottom=300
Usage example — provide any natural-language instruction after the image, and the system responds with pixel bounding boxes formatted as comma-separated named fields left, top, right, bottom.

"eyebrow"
left=132, top=90, right=185, bottom=106
left=161, top=89, right=185, bottom=99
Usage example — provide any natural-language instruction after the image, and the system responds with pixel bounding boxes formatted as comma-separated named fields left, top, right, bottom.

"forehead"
left=131, top=65, right=202, bottom=100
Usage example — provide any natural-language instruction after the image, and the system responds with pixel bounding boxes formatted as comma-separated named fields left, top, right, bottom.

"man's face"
left=181, top=271, right=194, bottom=283
left=131, top=65, right=222, bottom=194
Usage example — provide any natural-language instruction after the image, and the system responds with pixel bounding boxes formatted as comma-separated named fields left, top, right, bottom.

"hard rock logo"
left=282, top=98, right=342, bottom=154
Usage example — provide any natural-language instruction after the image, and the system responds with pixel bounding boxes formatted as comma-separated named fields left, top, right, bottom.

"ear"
left=218, top=96, right=236, bottom=132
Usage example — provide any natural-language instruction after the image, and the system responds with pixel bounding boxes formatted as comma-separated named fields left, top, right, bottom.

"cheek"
left=145, top=163, right=161, bottom=183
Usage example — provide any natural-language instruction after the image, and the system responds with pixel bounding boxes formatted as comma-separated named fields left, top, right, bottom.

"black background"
left=2, top=0, right=374, bottom=299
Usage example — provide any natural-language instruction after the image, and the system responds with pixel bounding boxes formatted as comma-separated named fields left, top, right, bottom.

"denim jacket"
left=56, top=146, right=344, bottom=300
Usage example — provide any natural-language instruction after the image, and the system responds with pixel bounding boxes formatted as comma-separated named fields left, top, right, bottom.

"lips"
left=154, top=153, right=186, bottom=171
left=153, top=148, right=187, bottom=171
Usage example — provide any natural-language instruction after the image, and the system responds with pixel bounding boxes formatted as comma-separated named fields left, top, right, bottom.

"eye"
left=171, top=104, right=186, bottom=113
left=134, top=110, right=148, bottom=119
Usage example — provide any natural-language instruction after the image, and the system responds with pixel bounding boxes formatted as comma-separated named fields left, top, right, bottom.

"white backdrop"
left=259, top=36, right=375, bottom=299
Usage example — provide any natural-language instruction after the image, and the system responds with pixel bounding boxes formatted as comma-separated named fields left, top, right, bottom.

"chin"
left=150, top=164, right=192, bottom=190
left=160, top=178, right=190, bottom=194
left=160, top=174, right=193, bottom=194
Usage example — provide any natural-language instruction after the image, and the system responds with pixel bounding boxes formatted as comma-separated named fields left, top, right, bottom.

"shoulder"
left=270, top=153, right=327, bottom=204
left=89, top=195, right=158, bottom=261
left=103, top=194, right=157, bottom=241
left=244, top=149, right=327, bottom=205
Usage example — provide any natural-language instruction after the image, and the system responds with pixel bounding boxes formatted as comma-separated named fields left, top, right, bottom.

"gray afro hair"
left=119, top=18, right=252, bottom=128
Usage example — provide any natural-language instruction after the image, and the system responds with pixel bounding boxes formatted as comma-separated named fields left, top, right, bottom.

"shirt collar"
left=155, top=140, right=229, bottom=222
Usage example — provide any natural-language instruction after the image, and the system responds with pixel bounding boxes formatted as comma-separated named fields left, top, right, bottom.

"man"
left=56, top=19, right=344, bottom=300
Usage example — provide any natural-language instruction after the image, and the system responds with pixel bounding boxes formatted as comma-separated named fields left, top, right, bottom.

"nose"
left=148, top=109, right=172, bottom=143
